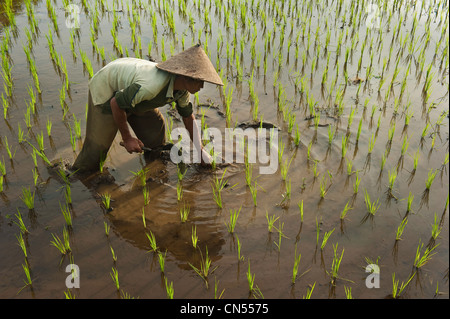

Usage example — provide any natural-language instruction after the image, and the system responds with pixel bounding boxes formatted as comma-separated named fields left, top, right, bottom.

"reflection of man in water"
left=72, top=45, right=223, bottom=173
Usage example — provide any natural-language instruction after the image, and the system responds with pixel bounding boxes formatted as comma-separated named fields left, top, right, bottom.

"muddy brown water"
left=0, top=0, right=448, bottom=299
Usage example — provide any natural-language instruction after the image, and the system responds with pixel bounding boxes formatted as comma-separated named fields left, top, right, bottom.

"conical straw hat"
left=156, top=44, right=224, bottom=86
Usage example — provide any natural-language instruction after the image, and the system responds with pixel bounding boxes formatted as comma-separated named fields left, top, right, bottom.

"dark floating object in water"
left=237, top=120, right=279, bottom=130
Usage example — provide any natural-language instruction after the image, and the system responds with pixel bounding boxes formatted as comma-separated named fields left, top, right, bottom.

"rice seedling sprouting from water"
left=20, top=187, right=35, bottom=210
left=246, top=259, right=263, bottom=299
left=189, top=246, right=217, bottom=288
left=211, top=169, right=228, bottom=209
left=225, top=206, right=241, bottom=234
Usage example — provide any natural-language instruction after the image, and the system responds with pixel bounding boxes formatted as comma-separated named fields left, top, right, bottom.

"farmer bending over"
left=72, top=45, right=223, bottom=173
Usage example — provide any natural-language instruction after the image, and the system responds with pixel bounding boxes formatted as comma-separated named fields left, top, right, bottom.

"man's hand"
left=123, top=137, right=144, bottom=153
left=200, top=148, right=213, bottom=166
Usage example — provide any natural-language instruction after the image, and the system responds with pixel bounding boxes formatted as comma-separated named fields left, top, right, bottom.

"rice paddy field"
left=0, top=0, right=448, bottom=300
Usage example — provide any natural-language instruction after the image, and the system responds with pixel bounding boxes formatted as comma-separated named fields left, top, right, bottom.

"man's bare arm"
left=110, top=97, right=143, bottom=153
left=182, top=113, right=211, bottom=165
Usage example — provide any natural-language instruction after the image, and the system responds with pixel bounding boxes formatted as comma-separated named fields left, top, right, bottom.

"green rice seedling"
left=246, top=259, right=263, bottom=299
left=329, top=243, right=344, bottom=286
left=3, top=136, right=16, bottom=160
left=236, top=235, right=244, bottom=262
left=406, top=192, right=414, bottom=214
left=340, top=201, right=352, bottom=220
left=274, top=221, right=288, bottom=252
left=158, top=250, right=167, bottom=273
left=413, top=240, right=439, bottom=269
left=146, top=231, right=158, bottom=253
left=176, top=164, right=187, bottom=182
left=28, top=143, right=51, bottom=166
left=141, top=207, right=146, bottom=228
left=400, top=136, right=409, bottom=157
left=346, top=160, right=354, bottom=176
left=20, top=187, right=35, bottom=210
left=64, top=184, right=72, bottom=205
left=353, top=170, right=361, bottom=195
left=130, top=167, right=148, bottom=187
left=142, top=186, right=150, bottom=206
left=280, top=157, right=293, bottom=181
left=303, top=282, right=316, bottom=299
left=24, top=105, right=32, bottom=129
left=327, top=125, right=335, bottom=146
left=425, top=169, right=438, bottom=191
left=0, top=157, right=6, bottom=176
left=226, top=207, right=241, bottom=234
left=266, top=211, right=280, bottom=233
left=364, top=189, right=381, bottom=216
left=315, top=217, right=321, bottom=246
left=278, top=138, right=285, bottom=164
left=421, top=123, right=430, bottom=142
left=189, top=246, right=216, bottom=288
left=165, top=277, right=174, bottom=299
left=291, top=244, right=302, bottom=284
left=110, top=267, right=120, bottom=291
left=431, top=213, right=443, bottom=240
left=79, top=50, right=94, bottom=78
left=344, top=286, right=353, bottom=299
left=283, top=179, right=292, bottom=202
left=388, top=168, right=397, bottom=193
left=320, top=228, right=335, bottom=250
left=307, top=141, right=313, bottom=161
left=191, top=225, right=198, bottom=249
left=60, top=202, right=72, bottom=228
left=248, top=181, right=258, bottom=206
left=244, top=158, right=252, bottom=187
left=14, top=209, right=29, bottom=234
left=36, top=131, right=45, bottom=152
left=391, top=272, right=415, bottom=299
left=293, top=125, right=301, bottom=146
left=101, top=193, right=112, bottom=211
left=20, top=261, right=33, bottom=293
left=50, top=228, right=71, bottom=255
left=214, top=277, right=225, bottom=299
left=104, top=221, right=110, bottom=237
left=355, top=118, right=363, bottom=144
left=0, top=175, right=3, bottom=193
left=99, top=152, right=107, bottom=173
left=17, top=124, right=25, bottom=144
left=73, top=115, right=82, bottom=140
left=367, top=133, right=376, bottom=154
left=312, top=161, right=319, bottom=178
left=1, top=93, right=9, bottom=119
left=395, top=218, right=408, bottom=241
left=16, top=233, right=28, bottom=258
left=319, top=176, right=329, bottom=198
left=63, top=289, right=75, bottom=299
left=212, top=169, right=228, bottom=209
left=288, top=112, right=296, bottom=133
left=176, top=181, right=183, bottom=202
left=110, top=246, right=117, bottom=262
left=179, top=202, right=190, bottom=223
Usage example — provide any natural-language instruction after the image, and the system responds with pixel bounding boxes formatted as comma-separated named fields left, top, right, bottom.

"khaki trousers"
left=72, top=91, right=166, bottom=173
